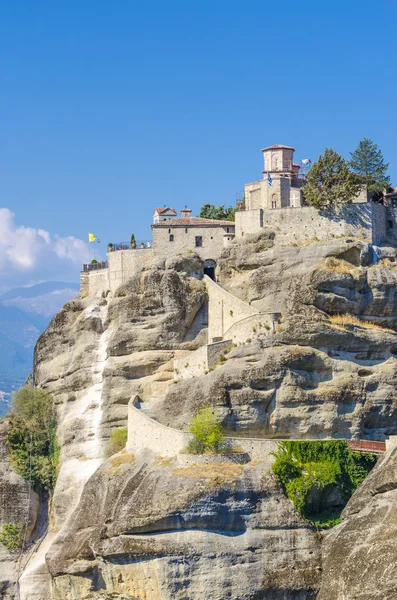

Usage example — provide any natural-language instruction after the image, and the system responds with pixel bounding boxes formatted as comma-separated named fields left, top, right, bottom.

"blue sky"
left=0, top=0, right=395, bottom=288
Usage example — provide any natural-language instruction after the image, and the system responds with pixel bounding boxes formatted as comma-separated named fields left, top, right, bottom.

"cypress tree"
left=349, top=138, right=390, bottom=196
left=304, top=148, right=361, bottom=210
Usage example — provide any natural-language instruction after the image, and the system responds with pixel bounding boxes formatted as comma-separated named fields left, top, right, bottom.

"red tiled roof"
left=153, top=207, right=177, bottom=215
left=152, top=217, right=235, bottom=227
left=261, top=144, right=295, bottom=152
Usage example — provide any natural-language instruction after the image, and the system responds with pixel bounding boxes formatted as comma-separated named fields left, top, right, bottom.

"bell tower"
left=261, top=144, right=295, bottom=209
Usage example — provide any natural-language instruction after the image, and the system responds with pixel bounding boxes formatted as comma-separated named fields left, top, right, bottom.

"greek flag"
left=267, top=173, right=272, bottom=186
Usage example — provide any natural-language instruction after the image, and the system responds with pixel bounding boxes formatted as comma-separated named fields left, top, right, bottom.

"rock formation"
left=1, top=233, right=397, bottom=598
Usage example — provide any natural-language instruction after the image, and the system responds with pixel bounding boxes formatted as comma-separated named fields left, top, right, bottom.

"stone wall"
left=224, top=313, right=280, bottom=345
left=174, top=340, right=233, bottom=380
left=80, top=269, right=110, bottom=296
left=127, top=396, right=278, bottom=460
left=205, top=275, right=259, bottom=341
left=174, top=345, right=208, bottom=380
left=152, top=225, right=234, bottom=262
left=107, top=248, right=154, bottom=293
left=127, top=396, right=190, bottom=456
left=236, top=203, right=388, bottom=246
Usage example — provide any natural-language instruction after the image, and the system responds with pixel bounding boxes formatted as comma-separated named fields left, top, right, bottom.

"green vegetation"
left=105, top=427, right=128, bottom=457
left=91, top=259, right=98, bottom=264
left=7, top=386, right=60, bottom=493
left=199, top=203, right=236, bottom=222
left=304, top=148, right=361, bottom=209
left=272, top=440, right=376, bottom=529
left=0, top=523, right=23, bottom=552
left=349, top=138, right=390, bottom=196
left=187, top=407, right=224, bottom=454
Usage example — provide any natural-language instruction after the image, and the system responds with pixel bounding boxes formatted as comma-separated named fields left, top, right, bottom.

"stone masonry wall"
left=127, top=396, right=278, bottom=460
left=205, top=275, right=259, bottom=341
left=80, top=269, right=110, bottom=296
left=174, top=340, right=233, bottom=380
left=107, top=248, right=155, bottom=293
left=152, top=225, right=234, bottom=262
left=224, top=313, right=280, bottom=345
left=236, top=203, right=387, bottom=246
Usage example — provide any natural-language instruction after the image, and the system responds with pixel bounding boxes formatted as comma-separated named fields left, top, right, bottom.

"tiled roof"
left=153, top=207, right=177, bottom=215
left=261, top=144, right=295, bottom=152
left=152, top=217, right=234, bottom=227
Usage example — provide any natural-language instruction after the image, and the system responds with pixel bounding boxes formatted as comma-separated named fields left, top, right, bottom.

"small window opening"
left=195, top=236, right=203, bottom=247
left=169, top=234, right=174, bottom=242
left=168, top=228, right=171, bottom=234
left=185, top=228, right=188, bottom=233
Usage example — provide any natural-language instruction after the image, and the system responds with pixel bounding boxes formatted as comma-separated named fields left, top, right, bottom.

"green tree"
left=8, top=386, right=60, bottom=492
left=304, top=148, right=361, bottom=210
left=199, top=204, right=236, bottom=222
left=188, top=407, right=224, bottom=452
left=349, top=138, right=390, bottom=196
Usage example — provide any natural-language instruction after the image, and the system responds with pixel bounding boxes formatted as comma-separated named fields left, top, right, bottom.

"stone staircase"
left=135, top=399, right=158, bottom=421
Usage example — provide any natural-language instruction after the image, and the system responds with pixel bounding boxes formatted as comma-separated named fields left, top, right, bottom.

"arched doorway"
left=204, top=259, right=216, bottom=281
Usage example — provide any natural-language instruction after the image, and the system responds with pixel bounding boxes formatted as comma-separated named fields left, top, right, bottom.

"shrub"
left=246, top=338, right=251, bottom=343
left=188, top=407, right=224, bottom=452
left=105, top=428, right=128, bottom=458
left=8, top=386, right=60, bottom=492
left=91, top=259, right=98, bottom=264
left=219, top=354, right=226, bottom=363
left=105, top=427, right=128, bottom=458
left=0, top=523, right=23, bottom=552
left=186, top=437, right=205, bottom=454
left=272, top=441, right=375, bottom=528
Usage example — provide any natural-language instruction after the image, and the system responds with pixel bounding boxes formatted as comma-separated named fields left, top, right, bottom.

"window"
left=185, top=228, right=188, bottom=233
left=388, top=220, right=394, bottom=229
left=169, top=234, right=174, bottom=241
left=227, top=227, right=229, bottom=233
left=168, top=228, right=171, bottom=234
left=195, top=236, right=203, bottom=247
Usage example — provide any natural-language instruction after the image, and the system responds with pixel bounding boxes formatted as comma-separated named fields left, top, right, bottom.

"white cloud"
left=0, top=208, right=91, bottom=291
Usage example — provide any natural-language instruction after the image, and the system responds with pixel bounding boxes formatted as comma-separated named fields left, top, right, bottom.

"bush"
left=105, top=427, right=128, bottom=458
left=188, top=407, right=224, bottom=452
left=0, top=523, right=23, bottom=552
left=272, top=440, right=376, bottom=528
left=91, top=259, right=98, bottom=264
left=8, top=386, right=60, bottom=492
left=186, top=437, right=206, bottom=454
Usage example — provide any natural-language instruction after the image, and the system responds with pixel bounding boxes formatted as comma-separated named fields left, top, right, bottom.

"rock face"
left=160, top=240, right=397, bottom=440
left=0, top=421, right=40, bottom=598
left=319, top=444, right=397, bottom=600
left=12, top=237, right=397, bottom=599
left=46, top=450, right=321, bottom=600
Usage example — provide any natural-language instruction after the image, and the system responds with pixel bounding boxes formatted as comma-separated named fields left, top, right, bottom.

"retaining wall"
left=174, top=340, right=232, bottom=380
left=80, top=269, right=110, bottom=296
left=236, top=203, right=388, bottom=246
left=108, top=248, right=155, bottom=293
left=205, top=275, right=259, bottom=341
left=127, top=396, right=278, bottom=460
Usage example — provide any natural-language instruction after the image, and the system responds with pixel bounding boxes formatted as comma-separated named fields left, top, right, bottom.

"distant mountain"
left=0, top=281, right=79, bottom=416
left=0, top=281, right=79, bottom=318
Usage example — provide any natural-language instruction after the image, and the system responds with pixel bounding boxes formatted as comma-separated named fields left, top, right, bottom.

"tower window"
left=169, top=234, right=174, bottom=241
left=195, top=236, right=203, bottom=247
left=185, top=228, right=188, bottom=233
left=168, top=229, right=171, bottom=234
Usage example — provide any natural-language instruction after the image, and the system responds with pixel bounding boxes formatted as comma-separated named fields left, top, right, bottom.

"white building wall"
left=152, top=225, right=234, bottom=262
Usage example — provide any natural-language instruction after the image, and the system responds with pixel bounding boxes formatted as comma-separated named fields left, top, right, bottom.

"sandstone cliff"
left=3, top=235, right=397, bottom=599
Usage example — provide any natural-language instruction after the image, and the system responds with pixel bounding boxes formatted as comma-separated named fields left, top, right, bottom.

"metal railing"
left=108, top=240, right=152, bottom=251
left=82, top=261, right=108, bottom=272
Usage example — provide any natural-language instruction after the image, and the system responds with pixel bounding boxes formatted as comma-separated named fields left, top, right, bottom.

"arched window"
left=271, top=194, right=277, bottom=209
left=169, top=234, right=174, bottom=242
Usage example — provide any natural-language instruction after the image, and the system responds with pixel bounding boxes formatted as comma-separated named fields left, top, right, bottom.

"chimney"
left=180, top=206, right=192, bottom=218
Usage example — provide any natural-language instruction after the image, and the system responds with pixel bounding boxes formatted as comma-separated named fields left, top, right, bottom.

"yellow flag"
left=88, top=233, right=97, bottom=242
